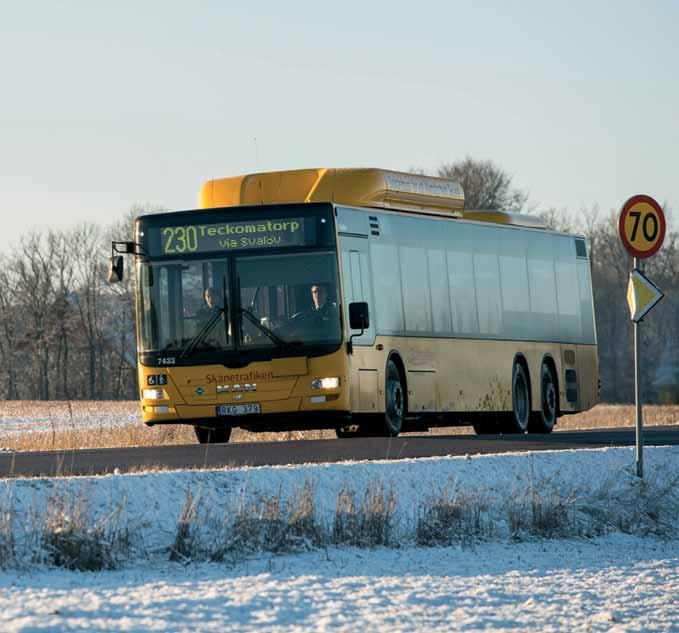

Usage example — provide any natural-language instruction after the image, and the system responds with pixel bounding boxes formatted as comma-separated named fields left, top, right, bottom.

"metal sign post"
left=633, top=257, right=643, bottom=478
left=619, top=195, right=666, bottom=479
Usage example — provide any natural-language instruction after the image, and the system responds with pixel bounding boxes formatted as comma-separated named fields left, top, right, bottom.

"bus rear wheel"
left=528, top=363, right=557, bottom=434
left=503, top=362, right=530, bottom=434
left=194, top=423, right=232, bottom=444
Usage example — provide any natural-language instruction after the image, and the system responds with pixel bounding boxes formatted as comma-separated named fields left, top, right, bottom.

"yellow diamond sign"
left=627, top=269, right=664, bottom=322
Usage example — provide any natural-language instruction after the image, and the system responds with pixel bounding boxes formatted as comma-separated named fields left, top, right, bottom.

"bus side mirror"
left=349, top=302, right=369, bottom=330
left=108, top=255, right=124, bottom=284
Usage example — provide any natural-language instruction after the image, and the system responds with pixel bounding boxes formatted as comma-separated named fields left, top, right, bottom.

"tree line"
left=0, top=161, right=675, bottom=403
left=0, top=208, right=146, bottom=401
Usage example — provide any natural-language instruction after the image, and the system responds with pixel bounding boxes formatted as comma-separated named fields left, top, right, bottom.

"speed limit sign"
left=618, top=193, right=666, bottom=480
left=618, top=194, right=666, bottom=259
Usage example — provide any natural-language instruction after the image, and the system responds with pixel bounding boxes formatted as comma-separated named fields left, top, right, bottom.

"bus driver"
left=310, top=283, right=335, bottom=315
left=192, top=286, right=229, bottom=344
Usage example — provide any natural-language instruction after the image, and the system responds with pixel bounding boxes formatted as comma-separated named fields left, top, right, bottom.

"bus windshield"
left=137, top=250, right=341, bottom=362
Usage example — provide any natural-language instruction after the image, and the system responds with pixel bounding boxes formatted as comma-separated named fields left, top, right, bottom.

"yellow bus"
left=110, top=168, right=598, bottom=443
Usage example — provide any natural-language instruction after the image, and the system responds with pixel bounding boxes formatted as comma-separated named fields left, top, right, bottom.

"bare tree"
left=71, top=223, right=106, bottom=400
left=13, top=232, right=57, bottom=399
left=0, top=261, right=20, bottom=399
left=105, top=208, right=141, bottom=398
left=538, top=207, right=575, bottom=232
left=0, top=202, right=167, bottom=402
left=436, top=157, right=528, bottom=212
left=46, top=230, right=77, bottom=399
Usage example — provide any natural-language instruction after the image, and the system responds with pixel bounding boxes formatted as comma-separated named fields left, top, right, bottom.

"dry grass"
left=40, top=491, right=132, bottom=570
left=138, top=469, right=679, bottom=564
left=2, top=424, right=335, bottom=452
left=555, top=404, right=679, bottom=431
left=171, top=481, right=326, bottom=563
left=416, top=489, right=494, bottom=547
left=332, top=483, right=397, bottom=547
left=0, top=400, right=136, bottom=420
left=0, top=467, right=678, bottom=569
left=0, top=493, right=14, bottom=567
left=1, top=401, right=678, bottom=453
left=170, top=480, right=398, bottom=563
left=5, top=423, right=198, bottom=453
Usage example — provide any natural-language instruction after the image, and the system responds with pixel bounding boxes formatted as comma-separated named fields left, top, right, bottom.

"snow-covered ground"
left=2, top=400, right=677, bottom=442
left=0, top=402, right=138, bottom=438
left=1, top=446, right=677, bottom=553
left=2, top=536, right=678, bottom=632
left=1, top=446, right=678, bottom=631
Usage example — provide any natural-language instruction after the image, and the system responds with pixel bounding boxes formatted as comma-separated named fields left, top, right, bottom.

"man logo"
left=195, top=387, right=205, bottom=396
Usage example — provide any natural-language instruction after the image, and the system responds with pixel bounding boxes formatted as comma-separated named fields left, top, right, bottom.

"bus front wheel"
left=382, top=359, right=405, bottom=437
left=194, top=423, right=232, bottom=444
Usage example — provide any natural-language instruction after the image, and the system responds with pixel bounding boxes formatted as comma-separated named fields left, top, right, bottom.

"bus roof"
left=199, top=167, right=547, bottom=229
left=200, top=168, right=465, bottom=217
left=461, top=210, right=546, bottom=229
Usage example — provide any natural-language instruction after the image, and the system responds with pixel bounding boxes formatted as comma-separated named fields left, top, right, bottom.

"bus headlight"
left=142, top=388, right=166, bottom=400
left=311, top=377, right=339, bottom=390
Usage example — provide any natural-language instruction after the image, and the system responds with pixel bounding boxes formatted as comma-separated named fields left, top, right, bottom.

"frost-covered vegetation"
left=2, top=401, right=679, bottom=453
left=0, top=447, right=677, bottom=571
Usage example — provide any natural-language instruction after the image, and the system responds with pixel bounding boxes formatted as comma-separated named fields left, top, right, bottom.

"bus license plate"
left=216, top=403, right=261, bottom=416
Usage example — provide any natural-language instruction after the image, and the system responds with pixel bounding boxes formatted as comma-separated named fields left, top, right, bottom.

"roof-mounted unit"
left=200, top=168, right=465, bottom=217
left=461, top=210, right=547, bottom=229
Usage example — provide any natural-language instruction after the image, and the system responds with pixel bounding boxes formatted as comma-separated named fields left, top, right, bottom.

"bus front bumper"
left=144, top=408, right=351, bottom=432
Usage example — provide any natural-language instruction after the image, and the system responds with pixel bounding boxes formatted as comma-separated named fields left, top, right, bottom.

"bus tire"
left=194, top=423, right=231, bottom=444
left=528, top=363, right=557, bottom=434
left=382, top=359, right=405, bottom=437
left=503, top=362, right=530, bottom=434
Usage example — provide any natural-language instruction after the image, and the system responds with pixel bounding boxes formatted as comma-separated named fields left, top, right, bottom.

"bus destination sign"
left=150, top=218, right=307, bottom=256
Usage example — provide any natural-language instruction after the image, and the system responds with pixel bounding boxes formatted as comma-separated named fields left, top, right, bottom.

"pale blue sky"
left=1, top=1, right=677, bottom=248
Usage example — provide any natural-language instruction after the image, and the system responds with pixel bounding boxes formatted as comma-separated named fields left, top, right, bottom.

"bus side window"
left=400, top=246, right=433, bottom=333
left=370, top=243, right=404, bottom=333
left=428, top=249, right=452, bottom=334
left=447, top=250, right=478, bottom=335
left=474, top=252, right=502, bottom=336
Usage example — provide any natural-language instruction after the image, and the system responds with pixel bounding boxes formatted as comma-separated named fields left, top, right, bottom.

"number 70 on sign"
left=618, top=195, right=666, bottom=259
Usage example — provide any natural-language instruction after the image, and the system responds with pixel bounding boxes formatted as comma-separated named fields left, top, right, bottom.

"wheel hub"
left=514, top=374, right=529, bottom=428
left=543, top=381, right=556, bottom=420
left=394, top=385, right=403, bottom=416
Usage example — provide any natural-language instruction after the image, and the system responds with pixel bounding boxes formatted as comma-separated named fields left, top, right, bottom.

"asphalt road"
left=1, top=425, right=678, bottom=479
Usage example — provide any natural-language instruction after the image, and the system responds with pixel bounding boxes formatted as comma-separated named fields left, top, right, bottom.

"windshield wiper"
left=179, top=308, right=225, bottom=359
left=239, top=307, right=294, bottom=348
left=181, top=276, right=231, bottom=360
left=221, top=275, right=230, bottom=345
left=236, top=276, right=303, bottom=352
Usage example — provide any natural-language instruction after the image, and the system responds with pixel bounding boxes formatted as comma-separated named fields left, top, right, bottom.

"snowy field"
left=1, top=401, right=678, bottom=443
left=0, top=446, right=678, bottom=631
left=0, top=401, right=138, bottom=438
left=1, top=536, right=678, bottom=632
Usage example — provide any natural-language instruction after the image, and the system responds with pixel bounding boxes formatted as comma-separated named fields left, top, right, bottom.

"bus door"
left=339, top=236, right=379, bottom=413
